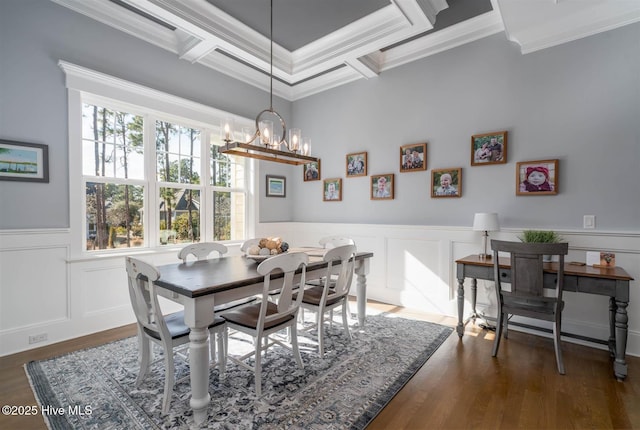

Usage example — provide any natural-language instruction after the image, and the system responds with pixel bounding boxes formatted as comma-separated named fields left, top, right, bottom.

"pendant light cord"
left=269, top=0, right=274, bottom=111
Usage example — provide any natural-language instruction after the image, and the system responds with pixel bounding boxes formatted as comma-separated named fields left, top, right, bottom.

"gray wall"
left=289, top=24, right=640, bottom=231
left=0, top=0, right=291, bottom=229
left=1, top=0, right=639, bottom=232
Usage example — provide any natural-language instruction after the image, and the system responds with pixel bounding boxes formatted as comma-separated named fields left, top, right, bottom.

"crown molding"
left=51, top=0, right=640, bottom=101
left=497, top=0, right=640, bottom=55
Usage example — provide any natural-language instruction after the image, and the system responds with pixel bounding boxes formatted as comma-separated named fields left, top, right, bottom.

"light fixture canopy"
left=473, top=212, right=500, bottom=258
left=219, top=0, right=319, bottom=166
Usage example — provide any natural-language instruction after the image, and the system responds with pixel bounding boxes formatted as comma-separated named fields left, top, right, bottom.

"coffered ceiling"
left=52, top=0, right=640, bottom=101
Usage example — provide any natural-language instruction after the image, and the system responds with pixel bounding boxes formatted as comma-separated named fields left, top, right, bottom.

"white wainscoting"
left=256, top=222, right=640, bottom=357
left=1, top=225, right=638, bottom=357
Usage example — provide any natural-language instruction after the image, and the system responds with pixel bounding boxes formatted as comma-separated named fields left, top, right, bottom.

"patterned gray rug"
left=26, top=314, right=452, bottom=429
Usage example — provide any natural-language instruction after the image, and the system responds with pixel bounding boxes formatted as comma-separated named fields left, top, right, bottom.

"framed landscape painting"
left=346, top=152, right=367, bottom=177
left=471, top=131, right=507, bottom=166
left=400, top=143, right=426, bottom=172
left=266, top=175, right=286, bottom=197
left=0, top=139, right=49, bottom=183
left=516, top=159, right=558, bottom=196
left=431, top=168, right=461, bottom=198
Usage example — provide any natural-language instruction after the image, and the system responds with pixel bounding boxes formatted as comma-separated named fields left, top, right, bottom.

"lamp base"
left=478, top=253, right=492, bottom=260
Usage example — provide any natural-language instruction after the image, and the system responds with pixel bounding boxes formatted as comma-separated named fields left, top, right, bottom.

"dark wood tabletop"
left=455, top=254, right=633, bottom=281
left=155, top=249, right=374, bottom=298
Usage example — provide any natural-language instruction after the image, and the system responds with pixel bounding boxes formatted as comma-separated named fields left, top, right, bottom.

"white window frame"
left=61, top=61, right=257, bottom=258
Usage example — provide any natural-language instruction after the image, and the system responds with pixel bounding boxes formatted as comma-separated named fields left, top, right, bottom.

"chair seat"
left=223, top=302, right=294, bottom=330
left=295, top=286, right=343, bottom=307
left=143, top=311, right=225, bottom=341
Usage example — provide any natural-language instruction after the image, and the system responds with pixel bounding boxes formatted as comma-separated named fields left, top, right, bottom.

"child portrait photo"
left=400, top=143, right=427, bottom=172
left=471, top=131, right=507, bottom=166
left=371, top=174, right=394, bottom=200
left=431, top=168, right=461, bottom=198
left=323, top=178, right=342, bottom=201
left=303, top=160, right=320, bottom=181
left=346, top=152, right=367, bottom=177
left=516, top=159, right=558, bottom=196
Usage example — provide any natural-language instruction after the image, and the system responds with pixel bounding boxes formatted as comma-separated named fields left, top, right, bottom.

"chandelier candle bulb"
left=221, top=118, right=233, bottom=142
left=289, top=128, right=301, bottom=152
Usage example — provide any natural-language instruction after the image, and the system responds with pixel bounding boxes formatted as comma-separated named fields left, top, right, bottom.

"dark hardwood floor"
left=1, top=300, right=638, bottom=430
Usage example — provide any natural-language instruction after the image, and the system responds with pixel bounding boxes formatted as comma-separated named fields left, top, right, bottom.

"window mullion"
left=145, top=114, right=158, bottom=247
left=201, top=130, right=213, bottom=242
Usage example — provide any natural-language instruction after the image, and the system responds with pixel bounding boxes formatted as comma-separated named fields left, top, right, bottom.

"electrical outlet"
left=28, top=333, right=48, bottom=344
left=583, top=215, right=595, bottom=229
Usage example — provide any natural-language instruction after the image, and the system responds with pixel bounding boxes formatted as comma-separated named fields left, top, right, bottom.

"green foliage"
left=108, top=226, right=117, bottom=248
left=173, top=212, right=200, bottom=241
left=519, top=230, right=563, bottom=243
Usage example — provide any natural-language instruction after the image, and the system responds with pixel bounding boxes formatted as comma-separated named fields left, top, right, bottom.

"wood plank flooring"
left=1, top=301, right=638, bottom=430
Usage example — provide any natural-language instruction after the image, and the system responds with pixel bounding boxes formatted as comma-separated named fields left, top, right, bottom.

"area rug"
left=26, top=314, right=452, bottom=429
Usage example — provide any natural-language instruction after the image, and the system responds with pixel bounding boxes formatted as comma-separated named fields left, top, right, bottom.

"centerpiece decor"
left=246, top=237, right=289, bottom=257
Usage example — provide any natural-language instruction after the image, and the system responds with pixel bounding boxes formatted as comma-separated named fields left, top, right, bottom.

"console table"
left=455, top=254, right=633, bottom=380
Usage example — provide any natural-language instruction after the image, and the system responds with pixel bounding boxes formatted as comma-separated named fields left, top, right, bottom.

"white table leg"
left=183, top=298, right=216, bottom=424
left=188, top=327, right=211, bottom=424
left=355, top=258, right=370, bottom=327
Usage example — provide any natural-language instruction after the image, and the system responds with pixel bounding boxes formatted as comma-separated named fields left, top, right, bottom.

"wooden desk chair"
left=490, top=240, right=569, bottom=374
left=125, top=257, right=226, bottom=414
left=297, top=244, right=355, bottom=357
left=222, top=252, right=308, bottom=396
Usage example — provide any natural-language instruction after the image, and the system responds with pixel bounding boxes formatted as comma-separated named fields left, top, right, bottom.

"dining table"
left=153, top=247, right=374, bottom=424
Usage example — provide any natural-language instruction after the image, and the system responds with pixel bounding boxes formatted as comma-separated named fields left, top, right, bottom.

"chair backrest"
left=322, top=244, right=356, bottom=298
left=240, top=238, right=261, bottom=253
left=490, top=240, right=569, bottom=299
left=257, top=252, right=308, bottom=326
left=319, top=235, right=355, bottom=249
left=125, top=257, right=169, bottom=340
left=178, top=242, right=228, bottom=262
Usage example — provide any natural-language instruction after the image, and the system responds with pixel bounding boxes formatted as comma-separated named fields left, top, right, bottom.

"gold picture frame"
left=471, top=131, right=507, bottom=166
left=323, top=178, right=342, bottom=201
left=400, top=143, right=427, bottom=172
left=516, top=159, right=558, bottom=196
left=346, top=152, right=367, bottom=177
left=371, top=174, right=394, bottom=200
left=431, top=168, right=462, bottom=198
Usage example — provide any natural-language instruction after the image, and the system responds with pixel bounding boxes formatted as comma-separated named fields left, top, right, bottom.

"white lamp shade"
left=473, top=213, right=500, bottom=232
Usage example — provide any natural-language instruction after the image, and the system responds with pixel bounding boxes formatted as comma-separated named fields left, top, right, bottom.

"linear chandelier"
left=219, top=0, right=319, bottom=166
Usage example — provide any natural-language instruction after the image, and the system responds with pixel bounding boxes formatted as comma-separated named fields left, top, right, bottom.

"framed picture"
left=431, top=168, right=462, bottom=198
left=303, top=160, right=321, bottom=181
left=0, top=139, right=49, bottom=183
left=400, top=143, right=427, bottom=172
left=371, top=174, right=394, bottom=200
left=266, top=175, right=286, bottom=197
left=471, top=131, right=507, bottom=166
left=516, top=159, right=558, bottom=195
left=346, top=152, right=367, bottom=177
left=323, top=178, right=342, bottom=201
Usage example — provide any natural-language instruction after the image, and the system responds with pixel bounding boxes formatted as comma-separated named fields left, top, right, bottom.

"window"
left=64, top=61, right=255, bottom=254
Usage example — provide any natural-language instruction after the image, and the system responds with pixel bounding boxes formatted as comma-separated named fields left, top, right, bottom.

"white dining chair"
left=178, top=242, right=257, bottom=314
left=297, top=244, right=355, bottom=357
left=306, top=236, right=356, bottom=319
left=221, top=252, right=308, bottom=396
left=125, top=256, right=226, bottom=414
left=177, top=241, right=227, bottom=262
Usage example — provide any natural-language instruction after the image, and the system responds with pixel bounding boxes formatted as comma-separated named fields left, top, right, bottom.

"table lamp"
left=473, top=213, right=500, bottom=258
